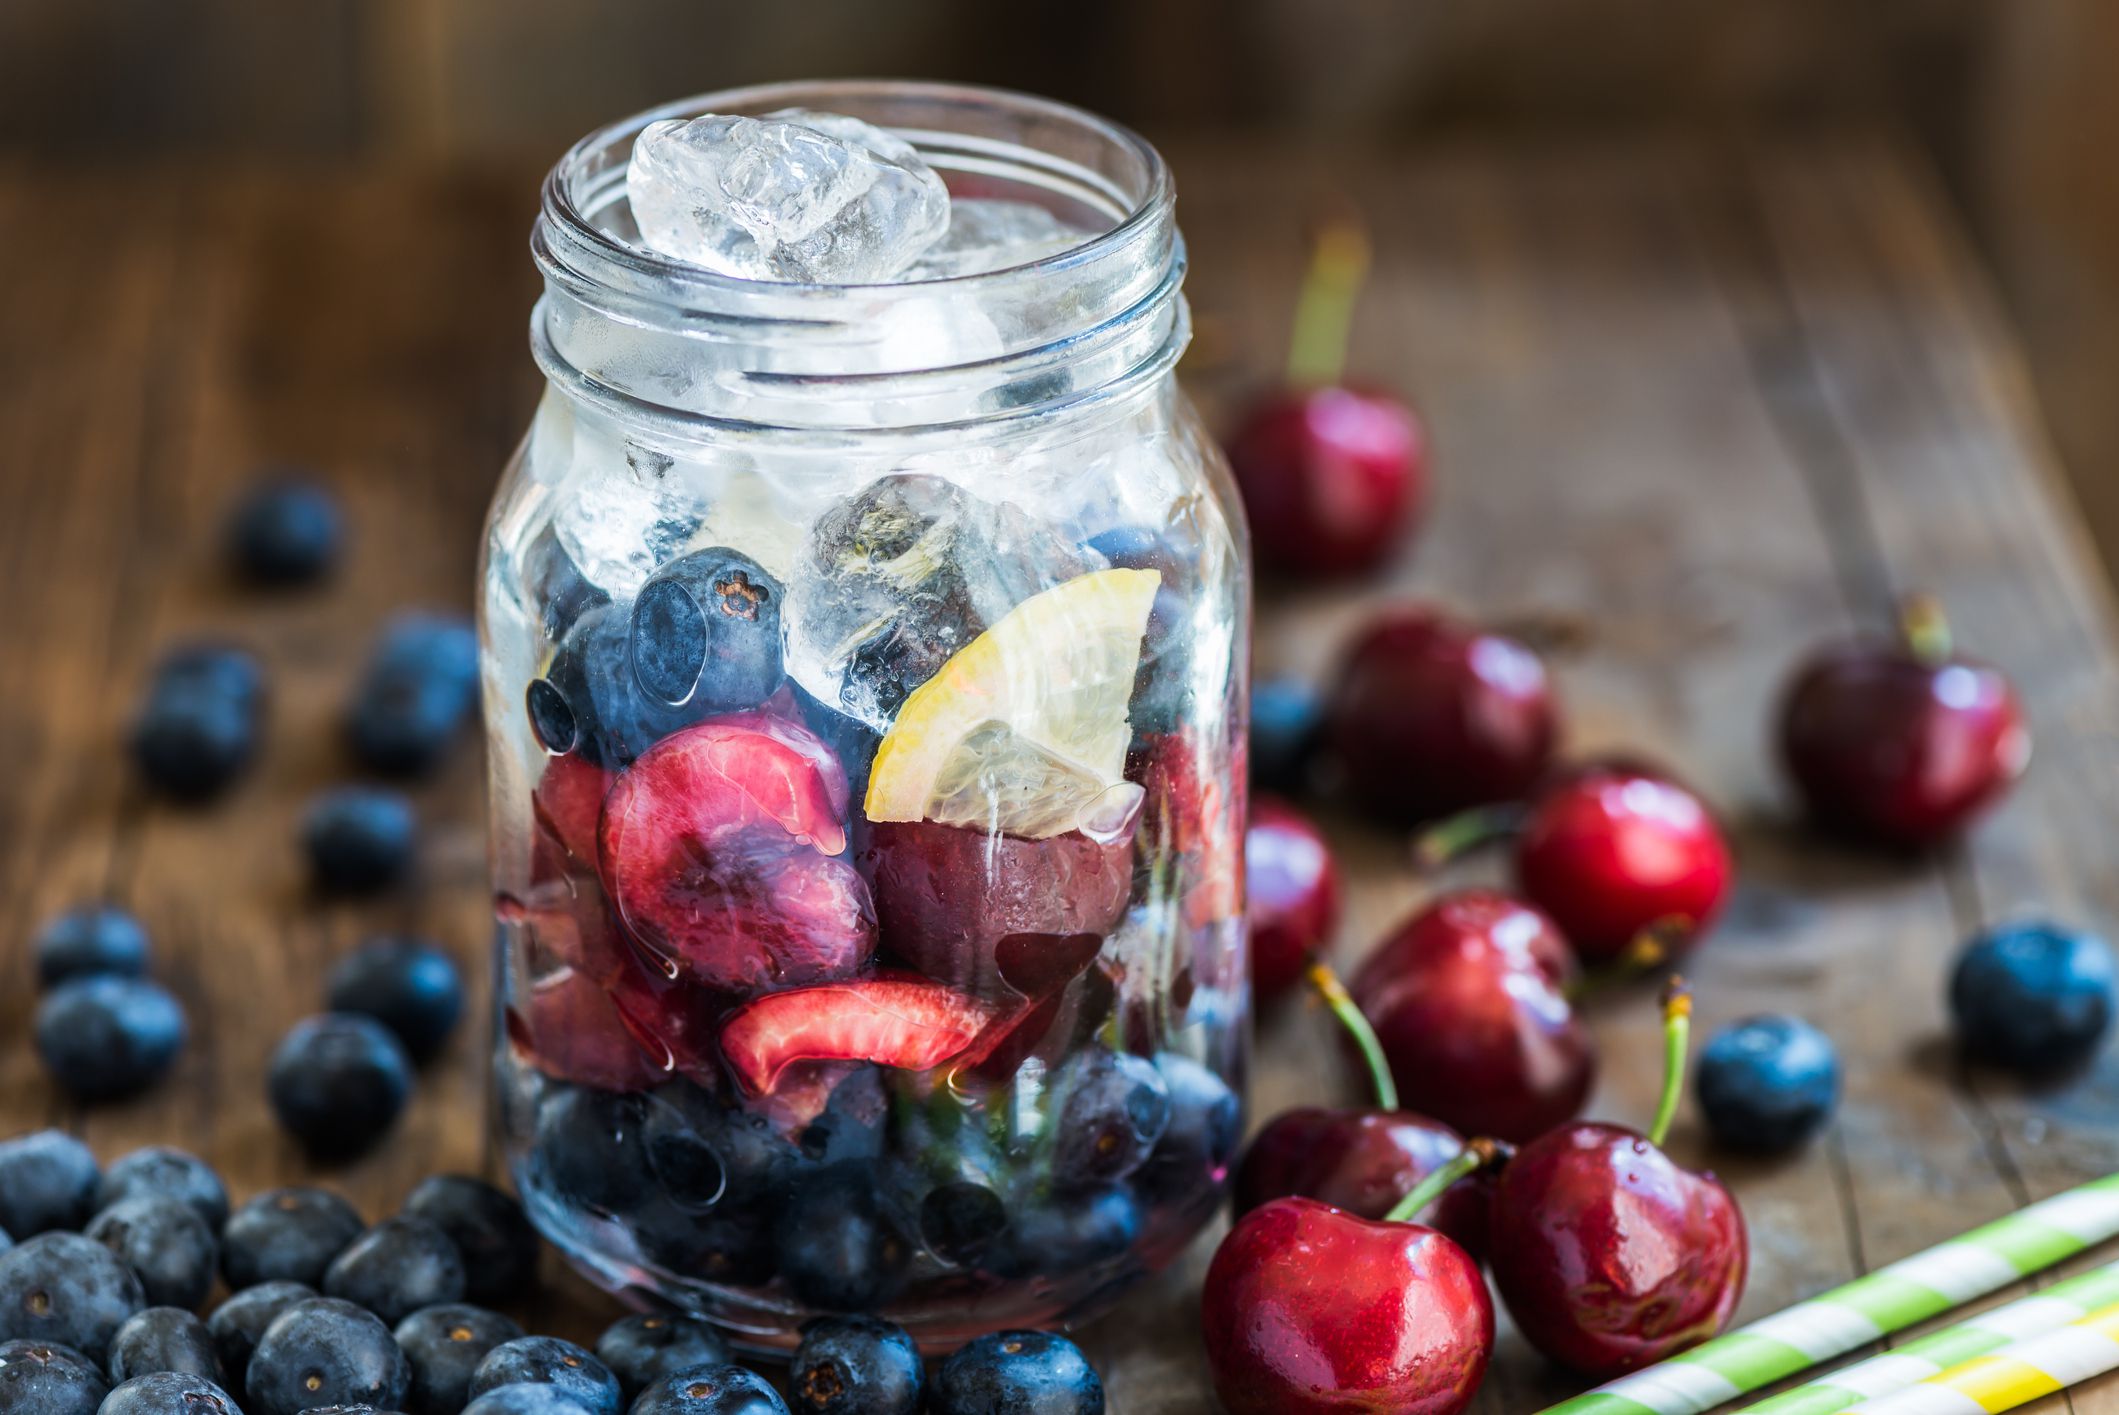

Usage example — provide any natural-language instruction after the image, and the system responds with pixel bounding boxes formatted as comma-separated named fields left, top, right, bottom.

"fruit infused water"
left=480, top=83, right=1249, bottom=1347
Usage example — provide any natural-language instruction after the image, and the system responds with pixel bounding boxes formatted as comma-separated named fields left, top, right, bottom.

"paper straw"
left=1841, top=1301, right=2119, bottom=1413
left=1537, top=1173, right=2119, bottom=1415
left=1740, top=1261, right=2119, bottom=1414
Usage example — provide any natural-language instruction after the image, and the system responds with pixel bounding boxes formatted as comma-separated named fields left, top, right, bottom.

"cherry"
left=533, top=752, right=611, bottom=866
left=1130, top=730, right=1244, bottom=930
left=1232, top=1108, right=1491, bottom=1260
left=718, top=975, right=994, bottom=1094
left=1428, top=759, right=1733, bottom=964
left=506, top=966, right=660, bottom=1093
left=1490, top=981, right=1748, bottom=1378
left=1202, top=1143, right=1499, bottom=1415
left=1325, top=608, right=1558, bottom=826
left=1350, top=889, right=1594, bottom=1142
left=1246, top=795, right=1341, bottom=1001
left=1776, top=595, right=2029, bottom=847
left=1227, top=221, right=1426, bottom=579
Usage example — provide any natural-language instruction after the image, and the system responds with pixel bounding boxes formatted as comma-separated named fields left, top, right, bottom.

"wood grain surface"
left=2, top=134, right=2115, bottom=1413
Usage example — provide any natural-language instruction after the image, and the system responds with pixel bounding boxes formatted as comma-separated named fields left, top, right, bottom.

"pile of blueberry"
left=0, top=1131, right=1106, bottom=1415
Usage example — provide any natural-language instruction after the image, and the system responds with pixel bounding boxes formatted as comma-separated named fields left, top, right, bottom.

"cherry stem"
left=1647, top=976, right=1694, bottom=1149
left=1383, top=1137, right=1506, bottom=1225
left=1285, top=218, right=1371, bottom=389
left=1563, top=921, right=1682, bottom=1002
left=1413, top=803, right=1527, bottom=870
left=1901, top=592, right=1954, bottom=667
left=1306, top=959, right=1399, bottom=1111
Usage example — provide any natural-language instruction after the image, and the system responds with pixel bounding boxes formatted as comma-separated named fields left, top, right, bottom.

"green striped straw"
left=1739, top=1261, right=2119, bottom=1414
left=1537, top=1173, right=2119, bottom=1415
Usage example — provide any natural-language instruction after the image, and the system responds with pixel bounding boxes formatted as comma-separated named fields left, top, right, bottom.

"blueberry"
left=227, top=477, right=345, bottom=586
left=1951, top=920, right=2118, bottom=1073
left=931, top=1331, right=1103, bottom=1415
left=392, top=1303, right=523, bottom=1415
left=31, top=905, right=150, bottom=989
left=129, top=644, right=266, bottom=803
left=593, top=1315, right=730, bottom=1404
left=208, top=1283, right=316, bottom=1381
left=629, top=549, right=782, bottom=715
left=630, top=1207, right=776, bottom=1289
left=303, top=789, right=417, bottom=896
left=789, top=1316, right=920, bottom=1415
left=468, top=1338, right=619, bottom=1415
left=346, top=613, right=480, bottom=777
left=0, top=1131, right=101, bottom=1236
left=1130, top=1053, right=1240, bottom=1202
left=87, top=1197, right=219, bottom=1312
left=917, top=1183, right=1007, bottom=1268
left=639, top=1102, right=732, bottom=1214
left=102, top=1371, right=243, bottom=1415
left=108, top=1307, right=224, bottom=1384
left=1051, top=1048, right=1171, bottom=1188
left=987, top=1188, right=1139, bottom=1279
left=536, top=606, right=691, bottom=768
left=0, top=1231, right=147, bottom=1362
left=246, top=1297, right=410, bottom=1415
left=0, top=1339, right=109, bottom=1415
left=643, top=1087, right=794, bottom=1215
left=794, top=1071, right=886, bottom=1169
left=462, top=1386, right=596, bottom=1415
left=630, top=1367, right=786, bottom=1415
left=774, top=1166, right=912, bottom=1313
left=327, top=938, right=465, bottom=1065
left=399, top=1178, right=538, bottom=1306
left=530, top=1089, right=652, bottom=1218
left=221, top=1191, right=364, bottom=1290
left=34, top=976, right=187, bottom=1103
left=96, top=1148, right=230, bottom=1235
left=322, top=1218, right=465, bottom=1327
left=1696, top=1015, right=1841, bottom=1152
left=1249, top=677, right=1323, bottom=794
left=268, top=1014, right=413, bottom=1161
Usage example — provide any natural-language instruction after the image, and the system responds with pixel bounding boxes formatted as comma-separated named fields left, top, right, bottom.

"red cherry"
left=599, top=715, right=876, bottom=993
left=1351, top=889, right=1595, bottom=1142
left=1202, top=1187, right=1494, bottom=1415
left=718, top=975, right=994, bottom=1094
left=1777, top=601, right=2028, bottom=847
left=1514, top=762, right=1734, bottom=963
left=1246, top=796, right=1341, bottom=1001
left=1326, top=608, right=1558, bottom=825
left=507, top=966, right=660, bottom=1093
left=861, top=820, right=1133, bottom=998
left=1228, top=387, right=1425, bottom=578
left=533, top=752, right=612, bottom=866
left=1232, top=1107, right=1491, bottom=1260
left=1131, top=730, right=1245, bottom=930
left=1490, top=983, right=1747, bottom=1377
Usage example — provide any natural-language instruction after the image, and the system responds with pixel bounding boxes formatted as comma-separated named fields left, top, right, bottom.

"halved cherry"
left=604, top=945, right=724, bottom=1083
left=534, top=752, right=612, bottom=865
left=1131, top=731, right=1246, bottom=929
left=507, top=966, right=661, bottom=1093
left=600, top=717, right=875, bottom=992
left=719, top=975, right=994, bottom=1094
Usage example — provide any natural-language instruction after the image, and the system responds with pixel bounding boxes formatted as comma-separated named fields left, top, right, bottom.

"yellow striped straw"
left=1844, top=1302, right=2119, bottom=1413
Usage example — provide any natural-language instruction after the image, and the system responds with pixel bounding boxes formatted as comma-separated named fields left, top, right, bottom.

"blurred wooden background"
left=0, top=0, right=2112, bottom=570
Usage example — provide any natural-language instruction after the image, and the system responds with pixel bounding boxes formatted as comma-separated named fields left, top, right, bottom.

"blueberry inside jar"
left=481, top=80, right=1250, bottom=1350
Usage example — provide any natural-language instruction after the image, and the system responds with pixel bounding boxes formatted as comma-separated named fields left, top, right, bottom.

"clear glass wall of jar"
left=480, top=81, right=1250, bottom=1350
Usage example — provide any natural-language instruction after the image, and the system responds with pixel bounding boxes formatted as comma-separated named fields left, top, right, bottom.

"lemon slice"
left=865, top=567, right=1161, bottom=837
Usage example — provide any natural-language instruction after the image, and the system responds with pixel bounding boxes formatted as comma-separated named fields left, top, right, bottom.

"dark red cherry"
left=1202, top=1146, right=1499, bottom=1415
left=1247, top=795, right=1341, bottom=1001
left=1228, top=388, right=1425, bottom=579
left=1232, top=1107, right=1491, bottom=1259
left=1514, top=761, right=1734, bottom=964
left=1325, top=608, right=1558, bottom=825
left=1351, top=889, right=1594, bottom=1142
left=1776, top=597, right=2029, bottom=847
left=1489, top=983, right=1748, bottom=1378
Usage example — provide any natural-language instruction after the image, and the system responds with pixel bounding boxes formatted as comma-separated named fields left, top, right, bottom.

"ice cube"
left=907, top=199, right=1089, bottom=279
left=627, top=108, right=949, bottom=283
left=785, top=474, right=1102, bottom=730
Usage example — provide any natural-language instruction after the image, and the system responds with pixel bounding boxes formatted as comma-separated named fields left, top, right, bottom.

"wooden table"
left=4, top=133, right=2117, bottom=1413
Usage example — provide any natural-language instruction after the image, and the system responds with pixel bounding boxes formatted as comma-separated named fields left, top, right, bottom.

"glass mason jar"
left=480, top=80, right=1249, bottom=1349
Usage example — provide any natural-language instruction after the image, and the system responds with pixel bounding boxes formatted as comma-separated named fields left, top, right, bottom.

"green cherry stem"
left=1383, top=1137, right=1505, bottom=1225
left=1307, top=958, right=1399, bottom=1111
left=1285, top=218, right=1371, bottom=389
left=1412, top=802, right=1527, bottom=870
left=1647, top=975, right=1694, bottom=1149
left=1901, top=592, right=1954, bottom=667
